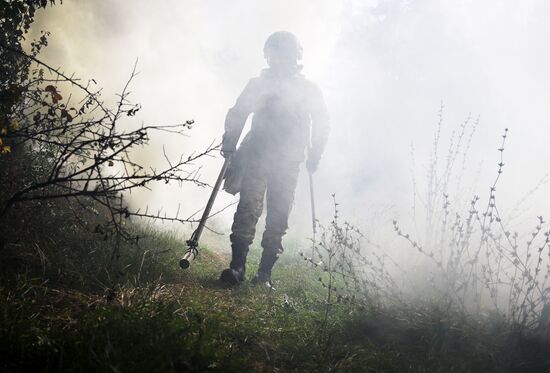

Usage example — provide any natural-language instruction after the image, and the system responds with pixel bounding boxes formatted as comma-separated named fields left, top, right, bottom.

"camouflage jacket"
left=222, top=67, right=329, bottom=163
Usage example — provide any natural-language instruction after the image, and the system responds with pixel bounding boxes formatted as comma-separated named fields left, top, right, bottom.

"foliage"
left=300, top=194, right=402, bottom=337
left=0, top=0, right=217, bottom=283
left=395, top=115, right=550, bottom=329
left=1, top=3, right=549, bottom=372
left=0, top=0, right=55, bottom=83
left=2, top=238, right=549, bottom=372
left=0, top=48, right=215, bottom=224
left=1, top=0, right=55, bottom=154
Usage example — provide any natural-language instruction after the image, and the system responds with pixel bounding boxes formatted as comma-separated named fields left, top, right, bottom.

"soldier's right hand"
left=306, top=157, right=319, bottom=174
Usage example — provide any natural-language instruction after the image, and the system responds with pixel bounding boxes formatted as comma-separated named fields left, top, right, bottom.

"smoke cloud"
left=31, top=0, right=550, bottom=250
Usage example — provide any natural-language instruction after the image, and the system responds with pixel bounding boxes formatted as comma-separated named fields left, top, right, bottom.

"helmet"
left=263, top=31, right=303, bottom=61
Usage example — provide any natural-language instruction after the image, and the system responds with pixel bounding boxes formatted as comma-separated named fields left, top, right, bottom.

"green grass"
left=1, top=221, right=549, bottom=372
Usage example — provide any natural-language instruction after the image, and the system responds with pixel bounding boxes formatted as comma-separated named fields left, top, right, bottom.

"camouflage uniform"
left=222, top=64, right=329, bottom=279
left=229, top=155, right=301, bottom=274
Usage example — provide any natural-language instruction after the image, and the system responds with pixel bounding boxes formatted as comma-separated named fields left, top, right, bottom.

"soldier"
left=220, top=31, right=329, bottom=287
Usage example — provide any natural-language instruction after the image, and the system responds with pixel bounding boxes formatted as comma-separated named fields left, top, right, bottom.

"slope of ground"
left=1, top=226, right=549, bottom=372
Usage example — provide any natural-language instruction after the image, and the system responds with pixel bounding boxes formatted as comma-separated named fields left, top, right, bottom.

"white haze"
left=32, top=0, right=550, bottom=255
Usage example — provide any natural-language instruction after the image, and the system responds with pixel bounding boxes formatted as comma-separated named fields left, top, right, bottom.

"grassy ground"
left=1, top=223, right=549, bottom=372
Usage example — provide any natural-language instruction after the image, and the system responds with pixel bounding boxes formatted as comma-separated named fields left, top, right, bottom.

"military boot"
left=219, top=241, right=249, bottom=286
left=251, top=249, right=279, bottom=289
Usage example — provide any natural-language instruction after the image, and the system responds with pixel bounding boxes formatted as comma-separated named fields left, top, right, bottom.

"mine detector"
left=179, top=144, right=318, bottom=270
left=179, top=156, right=232, bottom=269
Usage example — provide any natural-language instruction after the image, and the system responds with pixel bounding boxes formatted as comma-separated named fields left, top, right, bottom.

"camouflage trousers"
left=230, top=156, right=300, bottom=273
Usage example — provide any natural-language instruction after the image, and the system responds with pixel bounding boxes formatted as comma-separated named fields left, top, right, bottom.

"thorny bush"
left=302, top=195, right=402, bottom=321
left=394, top=112, right=550, bottom=329
left=0, top=21, right=217, bottom=276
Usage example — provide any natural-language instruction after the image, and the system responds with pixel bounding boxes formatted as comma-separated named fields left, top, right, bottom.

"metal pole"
left=179, top=156, right=231, bottom=269
left=308, top=171, right=317, bottom=261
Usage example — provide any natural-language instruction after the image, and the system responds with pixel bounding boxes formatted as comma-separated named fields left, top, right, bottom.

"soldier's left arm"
left=307, top=83, right=330, bottom=172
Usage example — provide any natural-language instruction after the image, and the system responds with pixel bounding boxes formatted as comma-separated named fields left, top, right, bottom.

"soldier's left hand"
left=306, top=157, right=319, bottom=173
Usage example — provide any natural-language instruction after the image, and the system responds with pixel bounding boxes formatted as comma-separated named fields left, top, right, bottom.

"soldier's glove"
left=221, top=133, right=237, bottom=159
left=306, top=156, right=320, bottom=174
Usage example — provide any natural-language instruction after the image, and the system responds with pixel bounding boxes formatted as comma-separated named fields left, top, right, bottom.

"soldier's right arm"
left=221, top=78, right=259, bottom=157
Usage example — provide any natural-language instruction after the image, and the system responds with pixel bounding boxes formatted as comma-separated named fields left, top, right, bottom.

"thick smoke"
left=31, top=0, right=550, bottom=252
